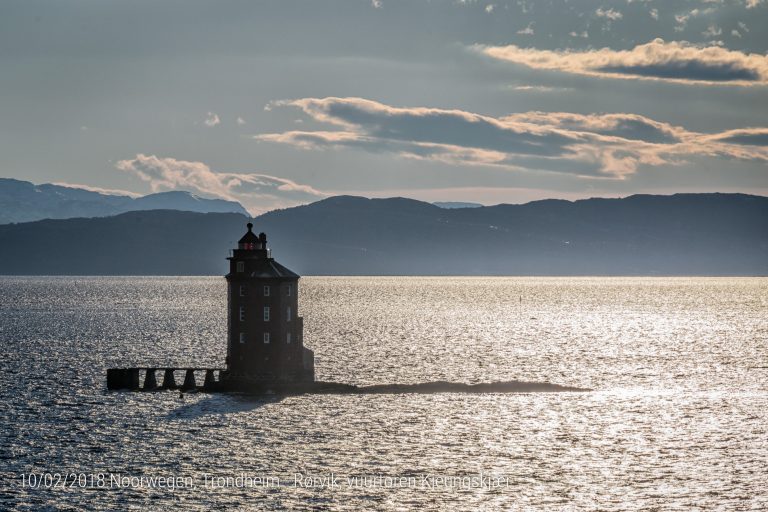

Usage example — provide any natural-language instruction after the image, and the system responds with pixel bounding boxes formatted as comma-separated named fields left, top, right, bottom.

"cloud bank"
left=256, top=97, right=768, bottom=178
left=478, top=38, right=768, bottom=86
left=116, top=154, right=326, bottom=214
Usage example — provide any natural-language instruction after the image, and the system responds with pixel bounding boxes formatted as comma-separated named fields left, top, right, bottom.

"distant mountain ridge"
left=0, top=178, right=249, bottom=223
left=432, top=201, right=483, bottom=209
left=0, top=193, right=765, bottom=276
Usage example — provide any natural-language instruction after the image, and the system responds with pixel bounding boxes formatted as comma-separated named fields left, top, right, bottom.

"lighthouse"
left=222, top=222, right=314, bottom=385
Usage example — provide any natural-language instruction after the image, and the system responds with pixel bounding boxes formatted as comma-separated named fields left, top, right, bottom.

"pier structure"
left=106, top=368, right=224, bottom=391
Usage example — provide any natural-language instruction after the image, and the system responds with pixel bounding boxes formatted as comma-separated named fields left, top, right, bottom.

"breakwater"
left=106, top=369, right=588, bottom=394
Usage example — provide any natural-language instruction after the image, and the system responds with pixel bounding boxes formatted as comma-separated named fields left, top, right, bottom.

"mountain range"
left=0, top=178, right=248, bottom=224
left=432, top=201, right=483, bottom=209
left=0, top=193, right=765, bottom=275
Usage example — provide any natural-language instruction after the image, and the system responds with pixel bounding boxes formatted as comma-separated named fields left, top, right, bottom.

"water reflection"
left=166, top=394, right=285, bottom=420
left=1, top=277, right=766, bottom=510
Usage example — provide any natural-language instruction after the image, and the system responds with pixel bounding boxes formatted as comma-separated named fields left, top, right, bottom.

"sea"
left=1, top=276, right=766, bottom=511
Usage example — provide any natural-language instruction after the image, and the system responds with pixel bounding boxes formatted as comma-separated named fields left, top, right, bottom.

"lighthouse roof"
left=248, top=259, right=301, bottom=279
left=238, top=222, right=260, bottom=244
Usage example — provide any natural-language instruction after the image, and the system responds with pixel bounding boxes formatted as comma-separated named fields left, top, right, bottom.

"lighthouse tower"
left=223, top=223, right=314, bottom=384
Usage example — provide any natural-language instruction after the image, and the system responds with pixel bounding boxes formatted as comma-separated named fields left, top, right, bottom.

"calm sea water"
left=1, top=277, right=766, bottom=510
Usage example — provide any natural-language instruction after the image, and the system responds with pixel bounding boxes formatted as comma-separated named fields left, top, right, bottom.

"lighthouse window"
left=263, top=285, right=270, bottom=297
left=239, top=332, right=246, bottom=344
left=286, top=332, right=292, bottom=344
left=287, top=284, right=292, bottom=296
left=236, top=262, right=244, bottom=273
left=287, top=307, right=292, bottom=321
left=239, top=306, right=245, bottom=321
left=263, top=306, right=270, bottom=321
left=239, top=285, right=246, bottom=297
left=263, top=332, right=270, bottom=344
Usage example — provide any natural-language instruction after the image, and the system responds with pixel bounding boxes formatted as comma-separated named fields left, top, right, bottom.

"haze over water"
left=2, top=277, right=767, bottom=510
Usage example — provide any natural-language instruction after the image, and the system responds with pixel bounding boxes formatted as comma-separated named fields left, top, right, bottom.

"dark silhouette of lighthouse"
left=222, top=222, right=314, bottom=383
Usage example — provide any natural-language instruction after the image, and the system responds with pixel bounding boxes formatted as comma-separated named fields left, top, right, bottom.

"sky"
left=1, top=0, right=767, bottom=214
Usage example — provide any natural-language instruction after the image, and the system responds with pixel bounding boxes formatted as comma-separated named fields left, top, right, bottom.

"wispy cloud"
left=51, top=182, right=142, bottom=198
left=511, top=85, right=572, bottom=92
left=516, top=22, right=534, bottom=35
left=674, top=8, right=715, bottom=32
left=501, top=111, right=685, bottom=143
left=595, top=8, right=622, bottom=21
left=256, top=97, right=768, bottom=179
left=702, top=24, right=722, bottom=38
left=477, top=38, right=768, bottom=86
left=706, top=127, right=768, bottom=146
left=116, top=154, right=327, bottom=214
left=204, top=112, right=221, bottom=127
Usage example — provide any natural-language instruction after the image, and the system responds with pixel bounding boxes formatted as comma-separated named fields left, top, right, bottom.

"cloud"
left=511, top=85, right=572, bottom=92
left=516, top=22, right=534, bottom=35
left=595, top=8, right=623, bottom=20
left=501, top=112, right=686, bottom=143
left=116, top=154, right=327, bottom=214
left=706, top=128, right=768, bottom=146
left=674, top=14, right=689, bottom=32
left=236, top=116, right=247, bottom=126
left=255, top=97, right=768, bottom=179
left=204, top=112, right=221, bottom=127
left=478, top=38, right=768, bottom=86
left=51, top=182, right=142, bottom=198
left=673, top=8, right=716, bottom=32
left=746, top=0, right=764, bottom=8
left=702, top=24, right=722, bottom=38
